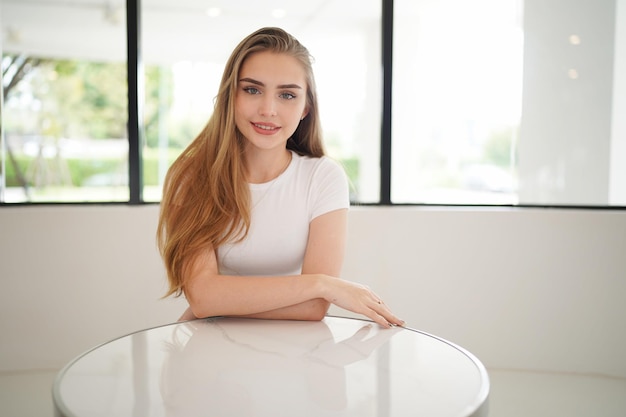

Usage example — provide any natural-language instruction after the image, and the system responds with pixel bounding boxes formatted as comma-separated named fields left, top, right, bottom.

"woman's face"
left=235, top=51, right=309, bottom=153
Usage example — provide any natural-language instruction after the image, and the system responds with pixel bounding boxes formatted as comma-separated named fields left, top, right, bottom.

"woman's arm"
left=183, top=209, right=403, bottom=327
left=237, top=208, right=348, bottom=321
left=183, top=250, right=324, bottom=320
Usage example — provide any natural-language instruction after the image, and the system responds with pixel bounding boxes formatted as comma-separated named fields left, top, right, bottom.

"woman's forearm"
left=185, top=273, right=328, bottom=319
left=234, top=298, right=330, bottom=321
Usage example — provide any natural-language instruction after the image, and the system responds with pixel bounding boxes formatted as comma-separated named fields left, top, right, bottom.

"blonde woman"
left=158, top=27, right=403, bottom=328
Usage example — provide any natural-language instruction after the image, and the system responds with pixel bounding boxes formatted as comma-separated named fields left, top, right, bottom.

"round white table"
left=53, top=316, right=489, bottom=416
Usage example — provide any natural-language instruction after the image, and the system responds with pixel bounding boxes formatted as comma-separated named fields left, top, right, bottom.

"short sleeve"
left=310, top=157, right=350, bottom=221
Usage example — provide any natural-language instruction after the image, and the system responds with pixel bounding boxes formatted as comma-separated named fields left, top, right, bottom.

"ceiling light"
left=206, top=7, right=221, bottom=18
left=271, top=9, right=286, bottom=19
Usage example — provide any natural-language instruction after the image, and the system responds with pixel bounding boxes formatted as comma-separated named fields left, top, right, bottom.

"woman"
left=157, top=27, right=403, bottom=328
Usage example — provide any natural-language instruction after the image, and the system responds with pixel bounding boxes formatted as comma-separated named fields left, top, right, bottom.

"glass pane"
left=1, top=0, right=128, bottom=203
left=392, top=0, right=626, bottom=206
left=141, top=0, right=381, bottom=203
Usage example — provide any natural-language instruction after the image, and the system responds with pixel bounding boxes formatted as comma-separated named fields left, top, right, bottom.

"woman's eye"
left=243, top=87, right=260, bottom=95
left=280, top=92, right=296, bottom=100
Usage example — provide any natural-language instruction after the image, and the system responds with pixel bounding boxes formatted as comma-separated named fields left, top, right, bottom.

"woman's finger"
left=370, top=300, right=404, bottom=327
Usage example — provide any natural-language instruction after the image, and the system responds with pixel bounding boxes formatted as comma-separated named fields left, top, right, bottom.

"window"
left=2, top=0, right=625, bottom=207
left=393, top=0, right=626, bottom=206
left=140, top=0, right=381, bottom=202
left=1, top=0, right=381, bottom=203
left=1, top=0, right=129, bottom=203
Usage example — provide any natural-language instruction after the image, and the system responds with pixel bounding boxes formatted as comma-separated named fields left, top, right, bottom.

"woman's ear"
left=301, top=109, right=309, bottom=121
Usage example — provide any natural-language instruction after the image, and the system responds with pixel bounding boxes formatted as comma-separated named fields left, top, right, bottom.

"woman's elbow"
left=306, top=299, right=330, bottom=321
left=188, top=303, right=208, bottom=319
left=185, top=291, right=213, bottom=319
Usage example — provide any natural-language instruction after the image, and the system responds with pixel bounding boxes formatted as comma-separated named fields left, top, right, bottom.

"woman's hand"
left=319, top=275, right=404, bottom=328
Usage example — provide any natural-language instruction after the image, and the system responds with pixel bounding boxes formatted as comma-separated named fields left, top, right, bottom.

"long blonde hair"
left=158, top=27, right=325, bottom=297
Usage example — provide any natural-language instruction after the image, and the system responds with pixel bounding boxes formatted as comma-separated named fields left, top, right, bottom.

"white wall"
left=0, top=205, right=625, bottom=380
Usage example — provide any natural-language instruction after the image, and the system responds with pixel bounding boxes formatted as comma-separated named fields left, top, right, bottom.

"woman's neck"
left=245, top=148, right=292, bottom=184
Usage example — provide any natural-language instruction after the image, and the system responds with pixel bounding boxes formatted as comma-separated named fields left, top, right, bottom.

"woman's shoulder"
left=289, top=152, right=348, bottom=197
left=291, top=151, right=346, bottom=175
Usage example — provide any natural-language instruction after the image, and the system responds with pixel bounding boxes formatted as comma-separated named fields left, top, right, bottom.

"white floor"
left=0, top=370, right=57, bottom=417
left=487, top=369, right=626, bottom=417
left=1, top=368, right=625, bottom=417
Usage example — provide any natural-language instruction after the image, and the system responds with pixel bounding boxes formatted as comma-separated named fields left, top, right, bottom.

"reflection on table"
left=53, top=316, right=489, bottom=417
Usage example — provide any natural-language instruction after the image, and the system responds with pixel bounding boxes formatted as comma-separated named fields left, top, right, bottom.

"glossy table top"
left=53, top=316, right=489, bottom=417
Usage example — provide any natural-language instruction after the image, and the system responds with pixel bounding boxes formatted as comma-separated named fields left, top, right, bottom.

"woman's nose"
left=258, top=96, right=277, bottom=117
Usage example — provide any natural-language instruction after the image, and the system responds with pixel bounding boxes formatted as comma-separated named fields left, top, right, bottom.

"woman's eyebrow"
left=239, top=77, right=302, bottom=89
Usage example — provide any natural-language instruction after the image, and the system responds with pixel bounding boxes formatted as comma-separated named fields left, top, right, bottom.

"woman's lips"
left=251, top=122, right=280, bottom=135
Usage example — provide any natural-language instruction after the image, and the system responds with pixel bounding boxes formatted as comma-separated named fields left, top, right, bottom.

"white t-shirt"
left=217, top=151, right=349, bottom=276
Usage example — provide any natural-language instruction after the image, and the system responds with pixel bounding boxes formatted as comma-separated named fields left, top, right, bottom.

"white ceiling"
left=1, top=0, right=380, bottom=64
